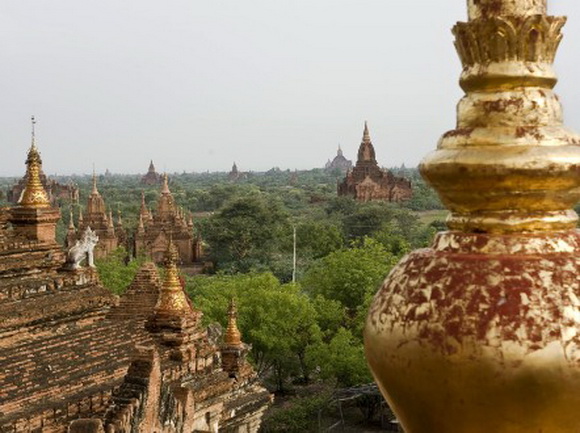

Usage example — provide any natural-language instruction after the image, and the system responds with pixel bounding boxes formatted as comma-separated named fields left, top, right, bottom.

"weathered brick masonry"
left=0, top=143, right=271, bottom=433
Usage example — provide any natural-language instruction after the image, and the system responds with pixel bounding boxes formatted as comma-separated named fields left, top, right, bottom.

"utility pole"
left=292, top=225, right=297, bottom=283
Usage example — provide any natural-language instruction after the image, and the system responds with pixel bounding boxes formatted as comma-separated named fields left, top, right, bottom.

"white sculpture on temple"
left=65, top=226, right=99, bottom=270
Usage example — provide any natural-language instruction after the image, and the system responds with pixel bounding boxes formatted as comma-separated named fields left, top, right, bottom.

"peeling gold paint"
left=364, top=0, right=580, bottom=431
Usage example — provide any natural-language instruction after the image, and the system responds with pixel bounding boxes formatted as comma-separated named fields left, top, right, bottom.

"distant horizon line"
left=0, top=164, right=417, bottom=179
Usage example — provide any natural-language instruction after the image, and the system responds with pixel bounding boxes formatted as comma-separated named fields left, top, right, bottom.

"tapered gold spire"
left=155, top=237, right=189, bottom=313
left=362, top=121, right=370, bottom=143
left=19, top=116, right=50, bottom=209
left=224, top=298, right=242, bottom=346
left=357, top=121, right=377, bottom=163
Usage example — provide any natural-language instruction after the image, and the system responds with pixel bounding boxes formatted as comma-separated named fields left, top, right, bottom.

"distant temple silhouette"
left=140, top=160, right=161, bottom=185
left=325, top=145, right=352, bottom=172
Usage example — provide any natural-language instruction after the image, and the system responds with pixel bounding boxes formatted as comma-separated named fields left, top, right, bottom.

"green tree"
left=306, top=328, right=372, bottom=387
left=186, top=273, right=321, bottom=391
left=96, top=248, right=145, bottom=294
left=202, top=194, right=289, bottom=273
left=301, top=238, right=396, bottom=312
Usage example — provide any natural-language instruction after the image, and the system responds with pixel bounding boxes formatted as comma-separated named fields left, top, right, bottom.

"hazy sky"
left=1, top=1, right=580, bottom=176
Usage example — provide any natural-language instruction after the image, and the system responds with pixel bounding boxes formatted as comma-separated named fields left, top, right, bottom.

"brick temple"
left=135, top=174, right=203, bottom=265
left=325, top=146, right=352, bottom=172
left=0, top=142, right=271, bottom=432
left=66, top=174, right=122, bottom=259
left=227, top=163, right=246, bottom=182
left=338, top=122, right=412, bottom=202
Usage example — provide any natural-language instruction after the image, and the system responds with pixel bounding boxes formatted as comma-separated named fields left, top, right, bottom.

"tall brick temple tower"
left=135, top=174, right=202, bottom=264
left=365, top=1, right=580, bottom=432
left=338, top=122, right=412, bottom=202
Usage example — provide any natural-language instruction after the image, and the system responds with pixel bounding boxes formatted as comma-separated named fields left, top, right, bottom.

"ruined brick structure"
left=0, top=143, right=271, bottom=433
left=338, top=123, right=412, bottom=202
left=141, top=160, right=161, bottom=185
left=134, top=174, right=202, bottom=265
left=66, top=174, right=121, bottom=259
left=325, top=146, right=352, bottom=172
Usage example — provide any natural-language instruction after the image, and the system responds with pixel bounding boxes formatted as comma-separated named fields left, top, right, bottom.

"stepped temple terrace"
left=0, top=142, right=271, bottom=432
left=364, top=0, right=580, bottom=432
left=338, top=123, right=412, bottom=203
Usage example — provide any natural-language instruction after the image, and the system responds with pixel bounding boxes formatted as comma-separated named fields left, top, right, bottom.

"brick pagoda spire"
left=75, top=170, right=119, bottom=258
left=135, top=174, right=203, bottom=265
left=221, top=298, right=250, bottom=377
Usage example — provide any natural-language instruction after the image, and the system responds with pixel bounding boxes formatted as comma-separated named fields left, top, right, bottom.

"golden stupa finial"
left=155, top=236, right=189, bottom=313
left=19, top=116, right=51, bottom=209
left=362, top=121, right=370, bottom=143
left=420, top=0, right=579, bottom=233
left=224, top=298, right=242, bottom=346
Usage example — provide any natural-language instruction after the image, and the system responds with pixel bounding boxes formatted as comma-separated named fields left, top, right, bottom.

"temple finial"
left=154, top=236, right=189, bottom=313
left=31, top=116, right=36, bottom=147
left=92, top=164, right=99, bottom=194
left=68, top=207, right=75, bottom=230
left=161, top=173, right=170, bottom=194
left=224, top=298, right=242, bottom=346
left=362, top=121, right=371, bottom=143
left=19, top=117, right=50, bottom=208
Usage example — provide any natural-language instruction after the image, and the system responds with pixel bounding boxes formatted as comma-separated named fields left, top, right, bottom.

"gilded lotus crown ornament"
left=19, top=142, right=51, bottom=209
left=420, top=1, right=580, bottom=234
left=156, top=238, right=189, bottom=313
left=364, top=1, right=580, bottom=432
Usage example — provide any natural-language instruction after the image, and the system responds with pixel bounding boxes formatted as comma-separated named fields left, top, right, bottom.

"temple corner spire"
left=224, top=298, right=243, bottom=347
